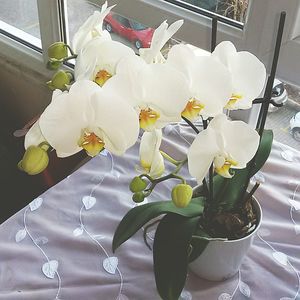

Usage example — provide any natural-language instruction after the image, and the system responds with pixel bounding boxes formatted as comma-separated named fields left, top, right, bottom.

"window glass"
left=266, top=83, right=300, bottom=150
left=167, top=0, right=249, bottom=24
left=66, top=0, right=155, bottom=53
left=0, top=0, right=41, bottom=39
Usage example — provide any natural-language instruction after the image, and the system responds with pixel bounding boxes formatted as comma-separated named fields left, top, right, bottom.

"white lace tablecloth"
left=0, top=124, right=300, bottom=300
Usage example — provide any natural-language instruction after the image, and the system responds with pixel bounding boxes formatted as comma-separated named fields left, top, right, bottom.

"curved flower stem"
left=66, top=44, right=75, bottom=56
left=182, top=116, right=199, bottom=134
left=160, top=150, right=181, bottom=166
left=63, top=54, right=78, bottom=62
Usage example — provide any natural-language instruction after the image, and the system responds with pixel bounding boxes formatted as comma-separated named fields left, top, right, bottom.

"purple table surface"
left=0, top=124, right=300, bottom=300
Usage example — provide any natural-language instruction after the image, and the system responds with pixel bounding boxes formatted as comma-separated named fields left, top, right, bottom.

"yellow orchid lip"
left=225, top=94, right=243, bottom=109
left=139, top=108, right=160, bottom=131
left=78, top=131, right=105, bottom=157
left=181, top=98, right=205, bottom=121
left=94, top=69, right=112, bottom=87
left=215, top=158, right=238, bottom=178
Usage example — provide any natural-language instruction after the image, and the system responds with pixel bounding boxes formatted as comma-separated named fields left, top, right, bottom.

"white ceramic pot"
left=189, top=197, right=262, bottom=281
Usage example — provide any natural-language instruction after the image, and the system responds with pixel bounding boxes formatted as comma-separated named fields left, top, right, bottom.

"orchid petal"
left=167, top=44, right=197, bottom=76
left=91, top=87, right=140, bottom=155
left=212, top=41, right=236, bottom=67
left=140, top=129, right=164, bottom=178
left=213, top=41, right=266, bottom=109
left=72, top=3, right=114, bottom=54
left=75, top=39, right=135, bottom=81
left=24, top=121, right=46, bottom=149
left=140, top=20, right=183, bottom=63
left=137, top=64, right=190, bottom=126
left=228, top=51, right=266, bottom=109
left=188, top=56, right=233, bottom=118
left=39, top=81, right=99, bottom=157
left=188, top=127, right=219, bottom=184
left=218, top=118, right=260, bottom=169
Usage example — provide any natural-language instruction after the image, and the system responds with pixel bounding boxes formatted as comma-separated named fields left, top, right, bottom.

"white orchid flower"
left=188, top=114, right=260, bottom=183
left=74, top=38, right=135, bottom=86
left=72, top=2, right=114, bottom=54
left=24, top=90, right=65, bottom=149
left=139, top=129, right=164, bottom=178
left=25, top=121, right=46, bottom=149
left=212, top=41, right=266, bottom=110
left=167, top=44, right=233, bottom=120
left=139, top=19, right=183, bottom=64
left=25, top=80, right=139, bottom=158
left=105, top=62, right=190, bottom=131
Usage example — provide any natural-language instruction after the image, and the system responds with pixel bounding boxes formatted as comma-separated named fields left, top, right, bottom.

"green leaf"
left=188, top=228, right=210, bottom=262
left=153, top=213, right=199, bottom=300
left=249, top=129, right=273, bottom=177
left=214, top=130, right=273, bottom=211
left=113, top=197, right=205, bottom=252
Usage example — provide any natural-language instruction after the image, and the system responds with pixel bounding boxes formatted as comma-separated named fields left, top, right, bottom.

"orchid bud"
left=48, top=42, right=68, bottom=60
left=171, top=184, right=193, bottom=208
left=18, top=145, right=49, bottom=175
left=129, top=176, right=148, bottom=193
left=47, top=70, right=73, bottom=90
left=132, top=192, right=145, bottom=203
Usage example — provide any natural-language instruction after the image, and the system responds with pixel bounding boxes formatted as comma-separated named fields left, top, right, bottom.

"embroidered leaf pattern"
left=15, top=229, right=27, bottom=243
left=82, top=196, right=96, bottom=210
left=103, top=257, right=118, bottom=274
left=73, top=227, right=84, bottom=237
left=42, top=260, right=59, bottom=279
left=239, top=281, right=251, bottom=298
left=273, top=251, right=288, bottom=266
left=29, top=197, right=43, bottom=211
left=218, top=293, right=232, bottom=300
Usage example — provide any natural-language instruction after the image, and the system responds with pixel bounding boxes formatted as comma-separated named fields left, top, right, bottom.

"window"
left=0, top=0, right=299, bottom=150
left=65, top=0, right=154, bottom=53
left=0, top=0, right=41, bottom=50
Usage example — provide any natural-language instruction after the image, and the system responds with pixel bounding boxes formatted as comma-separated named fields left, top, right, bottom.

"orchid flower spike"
left=139, top=19, right=184, bottom=64
left=139, top=129, right=165, bottom=178
left=167, top=44, right=233, bottom=120
left=212, top=41, right=266, bottom=110
left=25, top=80, right=139, bottom=158
left=104, top=62, right=190, bottom=131
left=74, top=38, right=136, bottom=86
left=72, top=2, right=114, bottom=54
left=188, top=114, right=260, bottom=183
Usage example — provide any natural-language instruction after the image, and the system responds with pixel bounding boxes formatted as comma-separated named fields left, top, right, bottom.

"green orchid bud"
left=18, top=145, right=49, bottom=175
left=171, top=184, right=193, bottom=208
left=132, top=192, right=145, bottom=203
left=48, top=42, right=68, bottom=60
left=129, top=176, right=148, bottom=193
left=47, top=70, right=73, bottom=90
left=47, top=59, right=62, bottom=70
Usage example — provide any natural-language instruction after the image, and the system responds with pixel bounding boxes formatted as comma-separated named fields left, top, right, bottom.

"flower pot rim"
left=208, top=196, right=262, bottom=244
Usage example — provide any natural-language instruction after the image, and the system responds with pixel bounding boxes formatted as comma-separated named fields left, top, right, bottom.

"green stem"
left=160, top=151, right=181, bottom=166
left=66, top=44, right=75, bottom=56
left=63, top=54, right=78, bottom=62
left=182, top=116, right=199, bottom=134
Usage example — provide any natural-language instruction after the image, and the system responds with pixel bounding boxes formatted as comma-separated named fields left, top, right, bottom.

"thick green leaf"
left=214, top=130, right=273, bottom=211
left=113, top=197, right=205, bottom=252
left=249, top=129, right=273, bottom=177
left=188, top=228, right=210, bottom=262
left=154, top=213, right=199, bottom=300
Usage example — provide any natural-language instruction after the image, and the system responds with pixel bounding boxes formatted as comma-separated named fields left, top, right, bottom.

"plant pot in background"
left=189, top=197, right=262, bottom=281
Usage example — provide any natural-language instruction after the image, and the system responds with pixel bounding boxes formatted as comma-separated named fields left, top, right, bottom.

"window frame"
left=0, top=0, right=63, bottom=77
left=103, top=0, right=300, bottom=86
left=0, top=0, right=299, bottom=86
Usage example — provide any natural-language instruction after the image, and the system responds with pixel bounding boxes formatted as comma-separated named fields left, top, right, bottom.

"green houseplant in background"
left=18, top=2, right=286, bottom=299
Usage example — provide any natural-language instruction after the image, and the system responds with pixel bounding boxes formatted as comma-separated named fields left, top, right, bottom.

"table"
left=0, top=124, right=300, bottom=300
